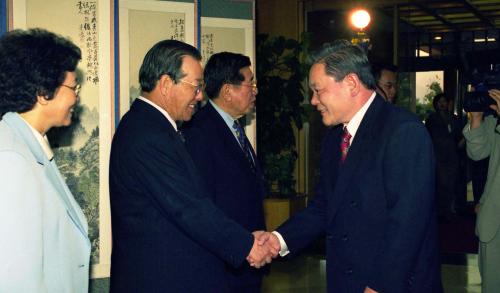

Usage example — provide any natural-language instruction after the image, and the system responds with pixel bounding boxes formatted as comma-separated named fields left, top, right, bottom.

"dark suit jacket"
left=109, top=99, right=254, bottom=293
left=277, top=95, right=442, bottom=293
left=183, top=102, right=266, bottom=289
left=425, top=111, right=463, bottom=167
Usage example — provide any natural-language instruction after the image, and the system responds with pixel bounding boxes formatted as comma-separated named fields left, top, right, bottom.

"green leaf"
left=256, top=33, right=311, bottom=197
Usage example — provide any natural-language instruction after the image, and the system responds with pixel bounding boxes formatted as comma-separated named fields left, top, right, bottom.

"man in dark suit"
left=109, top=40, right=275, bottom=293
left=257, top=40, right=443, bottom=293
left=183, top=52, right=266, bottom=292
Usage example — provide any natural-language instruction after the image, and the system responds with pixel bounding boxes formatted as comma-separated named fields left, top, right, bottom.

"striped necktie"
left=232, top=120, right=256, bottom=172
left=340, top=126, right=352, bottom=164
left=177, top=129, right=185, bottom=144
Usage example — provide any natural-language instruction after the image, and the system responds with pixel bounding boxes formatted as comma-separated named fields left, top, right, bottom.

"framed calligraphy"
left=118, top=0, right=195, bottom=117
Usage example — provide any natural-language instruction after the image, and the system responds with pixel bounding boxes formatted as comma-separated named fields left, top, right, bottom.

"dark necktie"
left=232, top=120, right=256, bottom=172
left=340, top=126, right=352, bottom=164
left=177, top=129, right=186, bottom=144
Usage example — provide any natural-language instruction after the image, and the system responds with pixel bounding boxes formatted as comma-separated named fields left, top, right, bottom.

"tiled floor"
left=262, top=253, right=482, bottom=293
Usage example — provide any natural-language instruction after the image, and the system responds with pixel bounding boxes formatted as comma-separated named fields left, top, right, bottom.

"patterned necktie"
left=177, top=129, right=186, bottom=144
left=340, top=126, right=352, bottom=164
left=232, top=120, right=256, bottom=172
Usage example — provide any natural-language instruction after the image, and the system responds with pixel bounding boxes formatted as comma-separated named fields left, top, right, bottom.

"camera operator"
left=463, top=89, right=500, bottom=293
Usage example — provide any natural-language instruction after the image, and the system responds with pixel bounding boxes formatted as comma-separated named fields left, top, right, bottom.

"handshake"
left=246, top=231, right=281, bottom=268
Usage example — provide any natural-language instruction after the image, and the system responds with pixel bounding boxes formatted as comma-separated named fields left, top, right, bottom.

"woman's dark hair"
left=139, top=39, right=201, bottom=92
left=204, top=52, right=251, bottom=99
left=432, top=93, right=450, bottom=111
left=0, top=28, right=81, bottom=115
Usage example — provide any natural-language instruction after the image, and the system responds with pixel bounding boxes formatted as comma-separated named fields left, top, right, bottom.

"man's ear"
left=345, top=73, right=361, bottom=97
left=159, top=74, right=174, bottom=96
left=221, top=84, right=232, bottom=102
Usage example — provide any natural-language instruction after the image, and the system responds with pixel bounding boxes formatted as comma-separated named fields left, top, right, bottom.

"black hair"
left=432, top=92, right=450, bottom=111
left=371, top=62, right=398, bottom=83
left=203, top=52, right=251, bottom=99
left=139, top=40, right=201, bottom=92
left=0, top=28, right=81, bottom=115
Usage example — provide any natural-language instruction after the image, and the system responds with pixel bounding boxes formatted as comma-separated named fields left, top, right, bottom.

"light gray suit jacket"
left=464, top=116, right=500, bottom=243
left=0, top=112, right=90, bottom=293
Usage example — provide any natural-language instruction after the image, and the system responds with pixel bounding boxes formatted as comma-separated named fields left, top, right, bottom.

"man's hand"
left=246, top=231, right=279, bottom=268
left=469, top=88, right=500, bottom=129
left=364, top=286, right=378, bottom=293
left=489, top=89, right=500, bottom=115
left=256, top=231, right=281, bottom=255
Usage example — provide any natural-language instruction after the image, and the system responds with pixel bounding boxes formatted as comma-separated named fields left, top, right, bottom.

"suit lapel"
left=205, top=103, right=258, bottom=172
left=135, top=100, right=204, bottom=184
left=3, top=112, right=88, bottom=237
left=327, top=96, right=385, bottom=224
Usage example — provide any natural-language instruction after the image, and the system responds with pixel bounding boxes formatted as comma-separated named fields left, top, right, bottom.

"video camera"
left=463, top=66, right=499, bottom=112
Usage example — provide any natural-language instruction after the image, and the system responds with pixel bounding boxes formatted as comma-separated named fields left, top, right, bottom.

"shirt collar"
left=18, top=115, right=54, bottom=161
left=137, top=96, right=177, bottom=131
left=344, top=91, right=376, bottom=143
left=209, top=100, right=238, bottom=129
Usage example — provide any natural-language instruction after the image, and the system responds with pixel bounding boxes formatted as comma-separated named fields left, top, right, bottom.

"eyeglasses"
left=179, top=79, right=205, bottom=96
left=61, top=83, right=81, bottom=96
left=232, top=80, right=257, bottom=90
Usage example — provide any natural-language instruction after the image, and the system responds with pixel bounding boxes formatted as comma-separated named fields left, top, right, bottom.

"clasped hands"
left=246, top=231, right=281, bottom=268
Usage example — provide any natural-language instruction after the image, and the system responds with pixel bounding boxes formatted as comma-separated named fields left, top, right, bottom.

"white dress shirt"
left=137, top=96, right=178, bottom=131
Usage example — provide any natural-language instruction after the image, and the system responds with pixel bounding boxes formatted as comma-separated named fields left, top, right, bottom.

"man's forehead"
left=181, top=56, right=203, bottom=78
left=240, top=66, right=253, bottom=77
left=309, top=63, right=325, bottom=77
left=381, top=70, right=397, bottom=80
left=309, top=63, right=336, bottom=85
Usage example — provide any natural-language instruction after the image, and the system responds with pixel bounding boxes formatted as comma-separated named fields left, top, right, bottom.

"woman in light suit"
left=0, top=28, right=90, bottom=293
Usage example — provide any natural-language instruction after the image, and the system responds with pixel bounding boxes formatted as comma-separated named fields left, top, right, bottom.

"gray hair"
left=310, top=40, right=376, bottom=90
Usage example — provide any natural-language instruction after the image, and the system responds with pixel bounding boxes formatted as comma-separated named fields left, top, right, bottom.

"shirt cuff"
left=272, top=231, right=290, bottom=257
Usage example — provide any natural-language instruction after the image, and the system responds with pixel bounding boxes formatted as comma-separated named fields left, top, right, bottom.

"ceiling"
left=305, top=0, right=500, bottom=33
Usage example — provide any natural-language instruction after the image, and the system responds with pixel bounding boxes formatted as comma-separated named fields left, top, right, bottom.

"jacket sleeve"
left=131, top=134, right=254, bottom=268
left=463, top=116, right=496, bottom=161
left=183, top=126, right=217, bottom=201
left=0, top=152, right=48, bottom=293
left=368, top=122, right=437, bottom=292
left=275, top=130, right=334, bottom=254
left=465, top=116, right=500, bottom=242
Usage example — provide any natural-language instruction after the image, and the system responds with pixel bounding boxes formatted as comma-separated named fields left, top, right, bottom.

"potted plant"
left=256, top=33, right=310, bottom=230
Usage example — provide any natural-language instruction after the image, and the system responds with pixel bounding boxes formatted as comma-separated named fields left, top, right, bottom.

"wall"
left=256, top=0, right=302, bottom=40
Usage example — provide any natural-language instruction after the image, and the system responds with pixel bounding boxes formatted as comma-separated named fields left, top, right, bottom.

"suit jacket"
left=464, top=116, right=500, bottom=243
left=277, top=96, right=442, bottom=293
left=425, top=111, right=462, bottom=167
left=109, top=99, right=254, bottom=293
left=183, top=102, right=266, bottom=289
left=0, top=112, right=90, bottom=293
